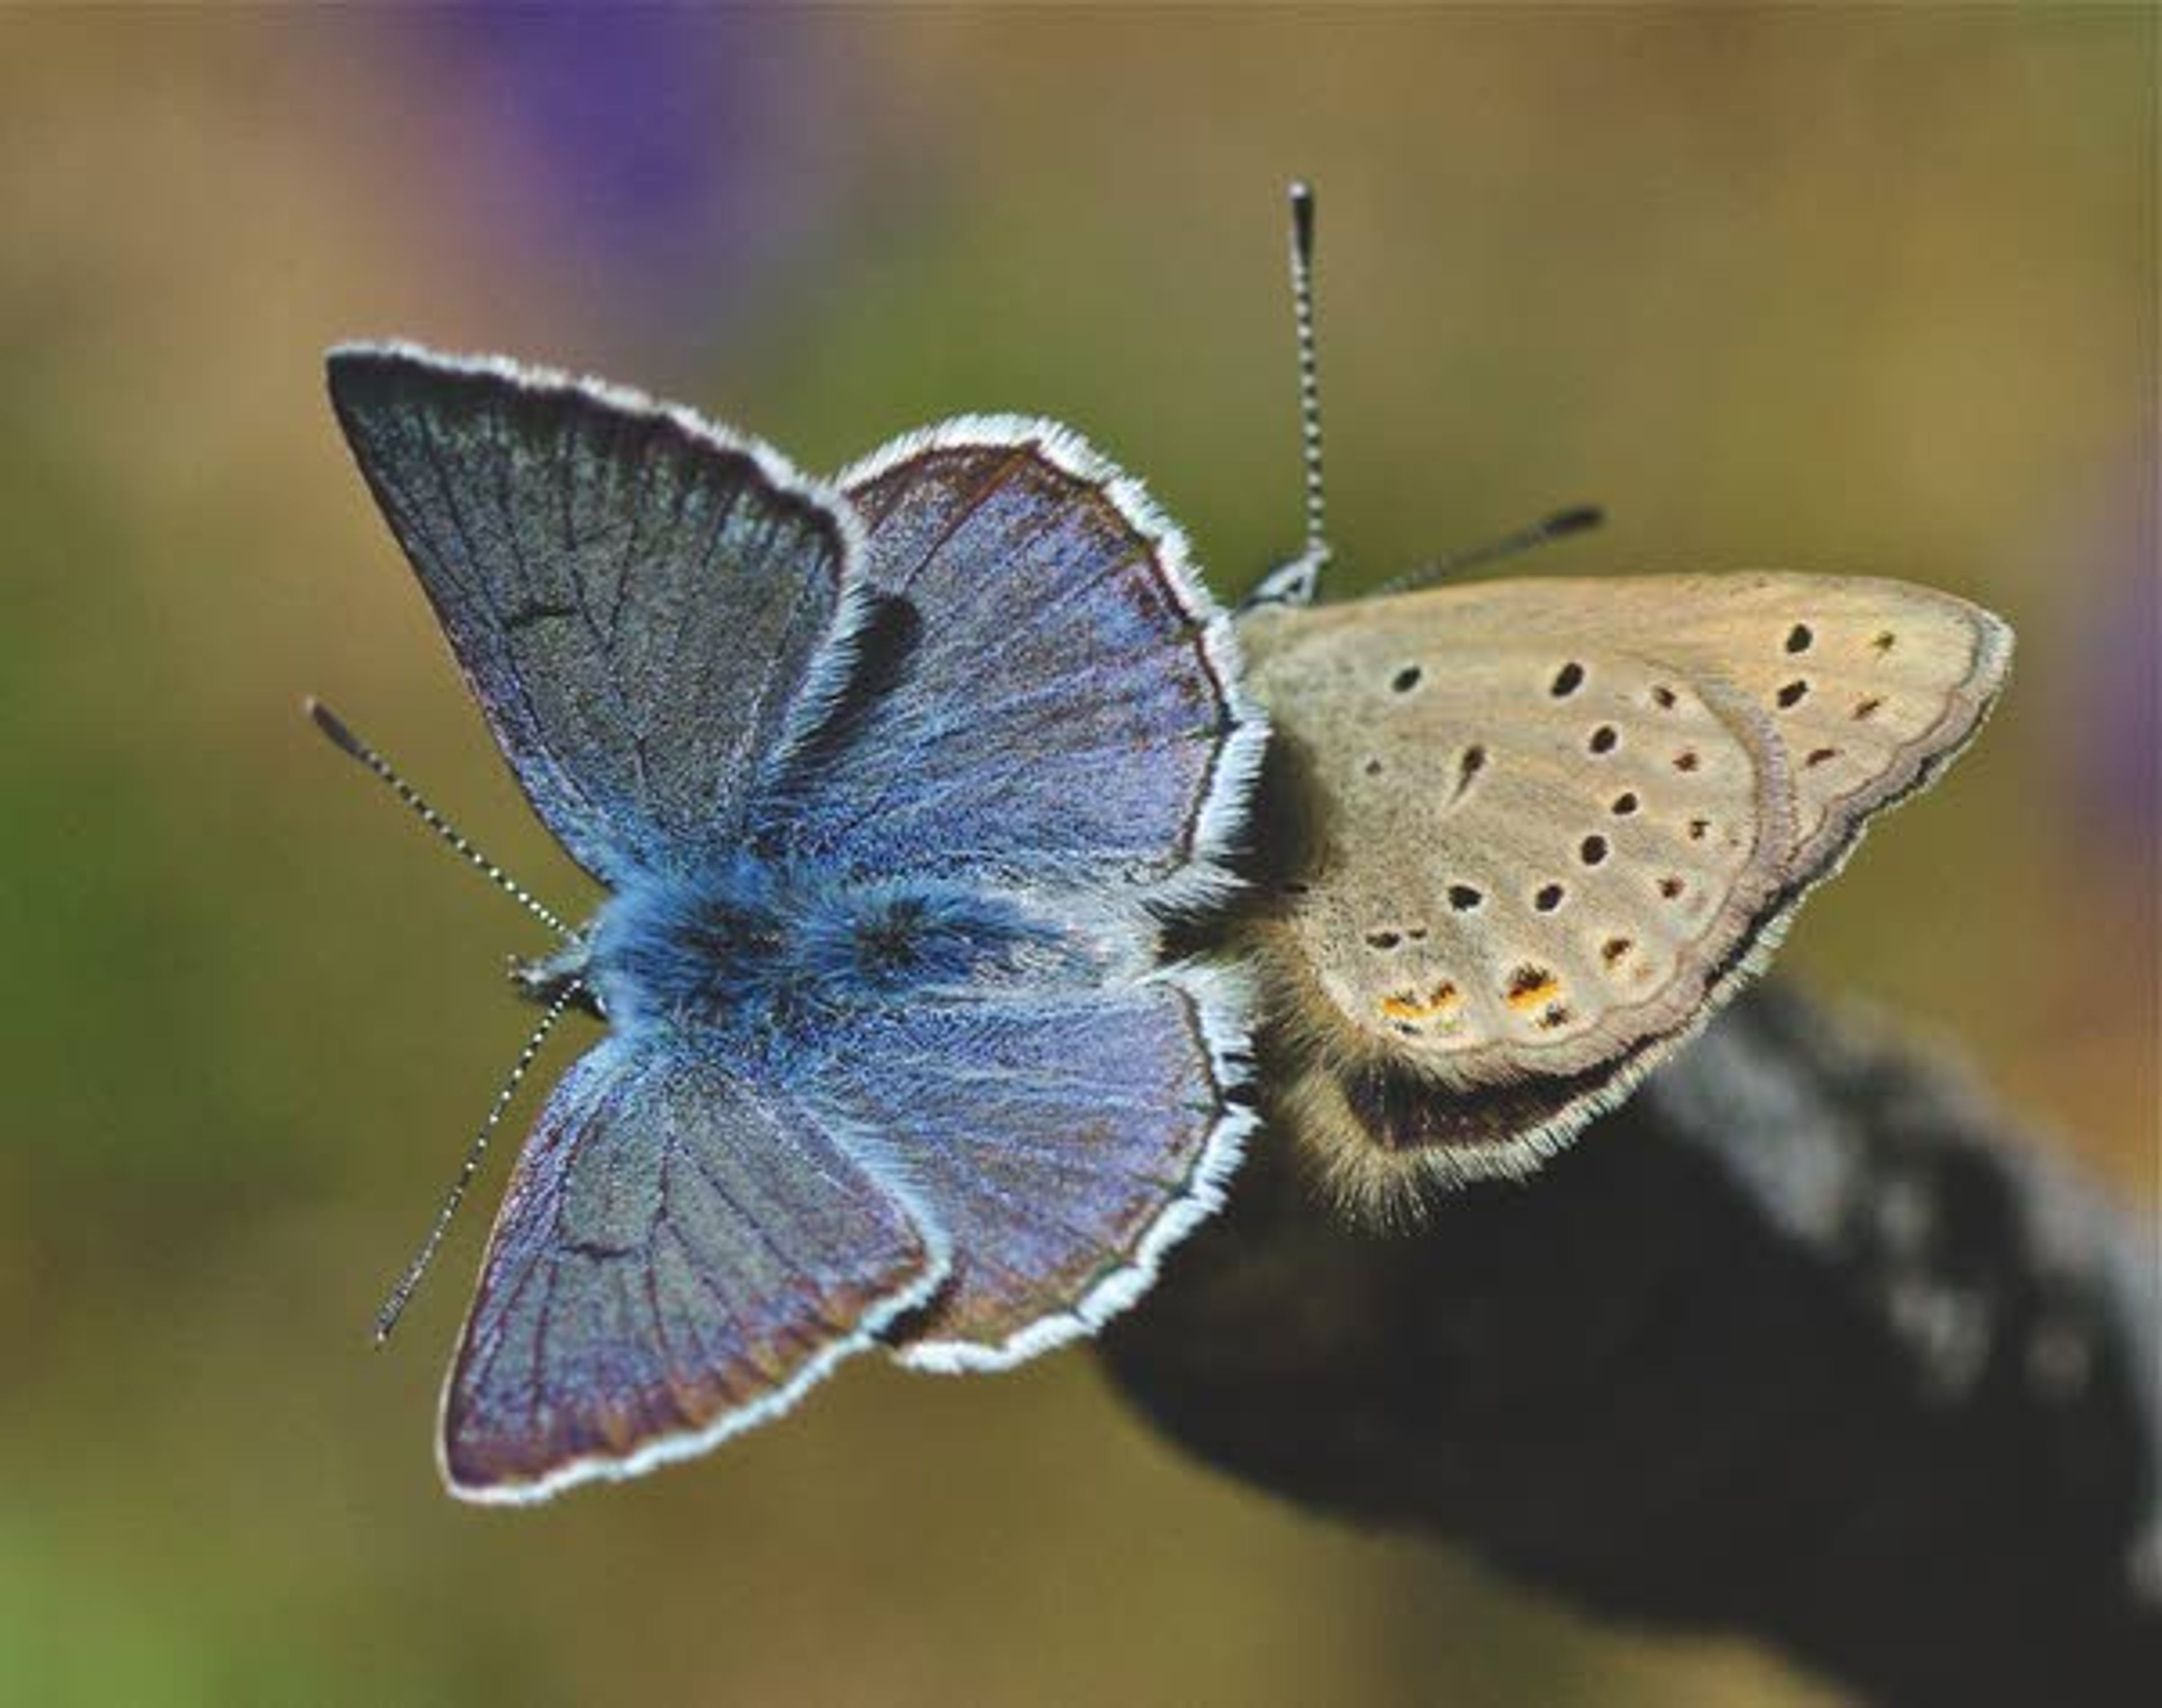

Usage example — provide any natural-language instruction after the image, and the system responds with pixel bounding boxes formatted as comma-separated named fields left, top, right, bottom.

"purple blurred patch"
left=402, top=10, right=872, bottom=329
left=2057, top=469, right=2160, bottom=859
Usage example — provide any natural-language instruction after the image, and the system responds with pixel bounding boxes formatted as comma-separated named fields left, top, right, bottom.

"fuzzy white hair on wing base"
left=761, top=574, right=894, bottom=786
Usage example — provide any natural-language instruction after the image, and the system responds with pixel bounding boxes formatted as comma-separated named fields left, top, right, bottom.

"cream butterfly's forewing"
left=1236, top=572, right=2011, bottom=1210
left=1618, top=574, right=2016, bottom=866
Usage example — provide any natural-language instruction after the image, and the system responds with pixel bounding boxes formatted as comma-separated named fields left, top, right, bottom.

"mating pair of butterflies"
left=325, top=312, right=2006, bottom=1505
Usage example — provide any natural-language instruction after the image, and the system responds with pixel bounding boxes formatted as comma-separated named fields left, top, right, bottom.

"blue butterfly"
left=325, top=344, right=1265, bottom=1502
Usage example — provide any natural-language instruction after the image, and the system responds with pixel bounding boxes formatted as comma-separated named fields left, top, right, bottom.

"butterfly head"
left=510, top=937, right=602, bottom=1020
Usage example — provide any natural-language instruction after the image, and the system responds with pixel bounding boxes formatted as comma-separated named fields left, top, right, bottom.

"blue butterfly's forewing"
left=766, top=420, right=1262, bottom=900
left=327, top=345, right=862, bottom=883
left=443, top=1040, right=945, bottom=1504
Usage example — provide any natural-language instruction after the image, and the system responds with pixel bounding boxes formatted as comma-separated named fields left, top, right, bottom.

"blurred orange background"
left=1, top=10, right=2151, bottom=1706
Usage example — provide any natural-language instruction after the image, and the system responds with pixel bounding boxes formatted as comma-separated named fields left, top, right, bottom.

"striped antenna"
left=1239, top=181, right=1336, bottom=611
left=305, top=697, right=574, bottom=942
left=372, top=982, right=579, bottom=1344
left=1289, top=180, right=1330, bottom=575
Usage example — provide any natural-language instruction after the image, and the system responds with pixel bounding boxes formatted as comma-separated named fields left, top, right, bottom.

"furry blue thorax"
left=546, top=855, right=1064, bottom=1050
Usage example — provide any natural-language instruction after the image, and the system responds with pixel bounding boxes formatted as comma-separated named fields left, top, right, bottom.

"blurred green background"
left=2, top=10, right=2152, bottom=1706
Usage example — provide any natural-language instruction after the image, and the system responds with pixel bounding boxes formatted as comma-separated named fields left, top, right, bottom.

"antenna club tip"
left=305, top=696, right=370, bottom=762
left=1545, top=504, right=1605, bottom=538
left=1289, top=180, right=1317, bottom=251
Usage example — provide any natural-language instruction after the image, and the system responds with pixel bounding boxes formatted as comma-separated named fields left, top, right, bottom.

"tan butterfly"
left=1228, top=186, right=2012, bottom=1214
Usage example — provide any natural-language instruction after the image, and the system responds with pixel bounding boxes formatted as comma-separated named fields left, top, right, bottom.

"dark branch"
left=1101, top=985, right=2161, bottom=1705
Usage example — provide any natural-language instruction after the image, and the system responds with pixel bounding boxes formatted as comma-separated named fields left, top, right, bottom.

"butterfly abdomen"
left=586, top=859, right=1062, bottom=1040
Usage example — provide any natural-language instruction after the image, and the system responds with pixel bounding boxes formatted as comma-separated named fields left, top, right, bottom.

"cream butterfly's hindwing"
left=1235, top=573, right=2009, bottom=1211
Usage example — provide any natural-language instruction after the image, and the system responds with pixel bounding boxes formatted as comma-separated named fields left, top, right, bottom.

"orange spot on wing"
left=1504, top=973, right=1564, bottom=1012
left=1380, top=981, right=1462, bottom=1022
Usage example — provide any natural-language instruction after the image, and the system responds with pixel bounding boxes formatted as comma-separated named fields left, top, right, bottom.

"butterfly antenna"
left=1242, top=179, right=1333, bottom=611
left=1369, top=503, right=1606, bottom=601
left=372, top=982, right=578, bottom=1345
left=304, top=697, right=574, bottom=942
left=1290, top=181, right=1330, bottom=579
